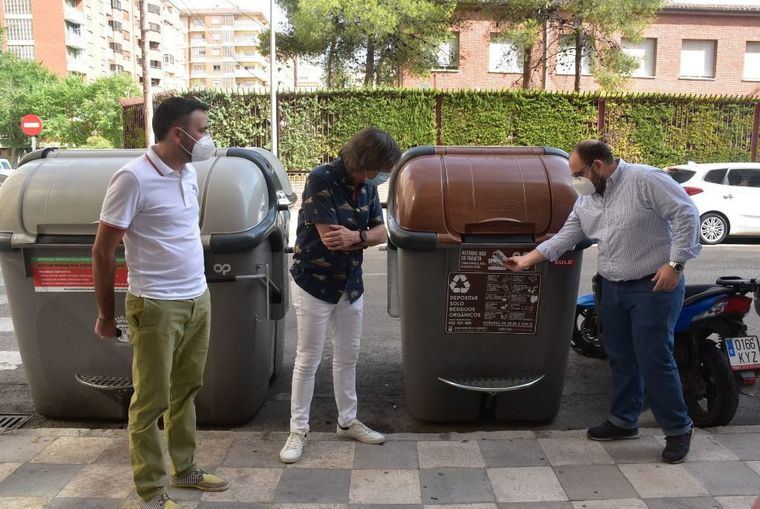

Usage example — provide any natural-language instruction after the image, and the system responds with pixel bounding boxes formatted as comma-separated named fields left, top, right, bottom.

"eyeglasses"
left=572, top=165, right=593, bottom=179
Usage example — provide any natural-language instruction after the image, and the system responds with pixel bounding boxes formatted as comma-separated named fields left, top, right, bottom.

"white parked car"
left=0, top=158, right=12, bottom=186
left=666, top=162, right=760, bottom=244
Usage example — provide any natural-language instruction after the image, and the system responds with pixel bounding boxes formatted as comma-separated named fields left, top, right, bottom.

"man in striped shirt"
left=507, top=140, right=701, bottom=464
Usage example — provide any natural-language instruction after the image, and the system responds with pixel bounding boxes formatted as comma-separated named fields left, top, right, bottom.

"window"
left=622, top=38, right=656, bottom=77
left=164, top=54, right=175, bottom=65
left=213, top=80, right=222, bottom=87
left=109, top=41, right=122, bottom=52
left=3, top=0, right=32, bottom=15
left=680, top=40, right=716, bottom=79
left=212, top=48, right=221, bottom=56
left=110, top=0, right=121, bottom=9
left=147, top=3, right=160, bottom=14
left=192, top=18, right=204, bottom=28
left=666, top=169, right=695, bottom=184
left=150, top=59, right=161, bottom=69
left=110, top=63, right=124, bottom=72
left=149, top=41, right=160, bottom=50
left=556, top=35, right=592, bottom=75
left=222, top=15, right=233, bottom=25
left=744, top=42, right=760, bottom=80
left=213, top=64, right=221, bottom=71
left=148, top=22, right=160, bottom=32
left=108, top=19, right=122, bottom=31
left=727, top=168, right=760, bottom=188
left=489, top=34, right=523, bottom=73
left=4, top=19, right=34, bottom=42
left=8, top=45, right=34, bottom=60
left=192, top=63, right=205, bottom=72
left=703, top=169, right=727, bottom=184
left=222, top=62, right=234, bottom=73
left=434, top=33, right=459, bottom=70
left=191, top=47, right=206, bottom=58
left=151, top=78, right=160, bottom=86
left=211, top=17, right=220, bottom=24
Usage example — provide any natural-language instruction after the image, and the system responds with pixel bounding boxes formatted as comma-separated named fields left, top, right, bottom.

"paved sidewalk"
left=2, top=427, right=760, bottom=508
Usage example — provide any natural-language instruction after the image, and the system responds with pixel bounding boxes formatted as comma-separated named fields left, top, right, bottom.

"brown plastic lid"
left=393, top=146, right=576, bottom=244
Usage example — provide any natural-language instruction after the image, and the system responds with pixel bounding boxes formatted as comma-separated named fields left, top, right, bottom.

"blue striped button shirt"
left=537, top=159, right=702, bottom=282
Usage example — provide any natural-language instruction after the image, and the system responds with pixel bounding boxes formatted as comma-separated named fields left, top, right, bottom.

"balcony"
left=67, top=56, right=88, bottom=74
left=65, top=28, right=85, bottom=49
left=236, top=52, right=266, bottom=65
left=234, top=20, right=263, bottom=31
left=235, top=37, right=258, bottom=47
left=189, top=38, right=206, bottom=47
left=63, top=5, right=84, bottom=24
left=236, top=67, right=268, bottom=81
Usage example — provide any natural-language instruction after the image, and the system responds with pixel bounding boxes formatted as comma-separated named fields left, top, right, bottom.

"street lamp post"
left=269, top=0, right=278, bottom=156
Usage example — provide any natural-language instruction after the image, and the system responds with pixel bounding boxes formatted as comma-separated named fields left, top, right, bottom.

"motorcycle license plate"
left=725, top=336, right=760, bottom=370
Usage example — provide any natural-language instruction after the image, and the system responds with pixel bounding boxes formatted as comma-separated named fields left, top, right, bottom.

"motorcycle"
left=572, top=275, right=760, bottom=427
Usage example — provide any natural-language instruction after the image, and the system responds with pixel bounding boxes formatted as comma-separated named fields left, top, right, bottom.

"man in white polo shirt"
left=93, top=97, right=228, bottom=509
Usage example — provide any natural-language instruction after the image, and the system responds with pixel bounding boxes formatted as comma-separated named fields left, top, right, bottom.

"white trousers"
left=290, top=281, right=364, bottom=433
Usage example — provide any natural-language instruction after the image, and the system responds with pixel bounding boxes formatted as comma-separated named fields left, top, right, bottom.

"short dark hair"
left=573, top=140, right=614, bottom=166
left=152, top=96, right=209, bottom=141
left=339, top=127, right=401, bottom=174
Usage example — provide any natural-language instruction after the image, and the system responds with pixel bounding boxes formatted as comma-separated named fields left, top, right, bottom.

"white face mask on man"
left=178, top=128, right=215, bottom=162
left=572, top=176, right=597, bottom=196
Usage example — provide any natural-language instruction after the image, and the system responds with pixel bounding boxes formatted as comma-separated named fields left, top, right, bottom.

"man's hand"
left=94, top=317, right=119, bottom=339
left=652, top=264, right=681, bottom=292
left=505, top=249, right=547, bottom=272
left=321, top=224, right=360, bottom=251
left=505, top=254, right=532, bottom=272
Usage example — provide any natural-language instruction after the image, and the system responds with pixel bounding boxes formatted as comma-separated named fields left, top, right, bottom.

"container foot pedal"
left=438, top=375, right=545, bottom=394
left=75, top=374, right=134, bottom=392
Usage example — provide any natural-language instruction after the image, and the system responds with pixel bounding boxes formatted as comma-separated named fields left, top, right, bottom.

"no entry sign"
left=20, top=114, right=43, bottom=136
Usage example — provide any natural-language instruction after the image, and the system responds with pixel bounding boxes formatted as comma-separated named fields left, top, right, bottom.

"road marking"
left=0, top=350, right=22, bottom=370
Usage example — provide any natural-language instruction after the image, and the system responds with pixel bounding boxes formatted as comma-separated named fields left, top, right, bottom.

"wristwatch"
left=359, top=230, right=367, bottom=244
left=668, top=261, right=685, bottom=273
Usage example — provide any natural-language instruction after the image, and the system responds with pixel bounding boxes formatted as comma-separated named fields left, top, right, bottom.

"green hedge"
left=123, top=89, right=758, bottom=171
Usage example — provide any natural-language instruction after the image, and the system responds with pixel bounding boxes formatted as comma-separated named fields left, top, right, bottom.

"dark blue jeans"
left=599, top=276, right=692, bottom=436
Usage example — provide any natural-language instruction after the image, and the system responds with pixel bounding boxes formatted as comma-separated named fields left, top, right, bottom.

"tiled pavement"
left=2, top=428, right=760, bottom=508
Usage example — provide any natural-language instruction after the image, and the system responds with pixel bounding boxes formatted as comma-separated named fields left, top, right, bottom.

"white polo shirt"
left=99, top=147, right=207, bottom=300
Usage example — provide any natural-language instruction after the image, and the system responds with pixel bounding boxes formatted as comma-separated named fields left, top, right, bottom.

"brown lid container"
left=391, top=146, right=576, bottom=245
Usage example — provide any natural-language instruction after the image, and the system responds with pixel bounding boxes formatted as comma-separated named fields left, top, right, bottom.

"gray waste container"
left=0, top=147, right=295, bottom=425
left=387, top=146, right=583, bottom=422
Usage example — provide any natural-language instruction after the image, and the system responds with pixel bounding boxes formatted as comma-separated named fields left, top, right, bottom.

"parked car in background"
left=666, top=162, right=760, bottom=245
left=0, top=158, right=12, bottom=186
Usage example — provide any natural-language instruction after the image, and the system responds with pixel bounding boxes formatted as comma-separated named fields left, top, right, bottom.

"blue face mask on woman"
left=366, top=172, right=390, bottom=186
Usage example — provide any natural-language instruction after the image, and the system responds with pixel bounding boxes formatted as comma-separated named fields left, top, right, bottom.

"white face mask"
left=179, top=129, right=215, bottom=162
left=572, top=176, right=596, bottom=196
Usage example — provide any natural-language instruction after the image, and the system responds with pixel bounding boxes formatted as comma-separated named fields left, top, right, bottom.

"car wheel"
left=700, top=213, right=729, bottom=245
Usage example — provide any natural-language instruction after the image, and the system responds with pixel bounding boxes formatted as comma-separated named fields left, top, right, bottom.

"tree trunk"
left=522, top=44, right=533, bottom=89
left=541, top=18, right=548, bottom=90
left=574, top=27, right=582, bottom=92
left=326, top=37, right=337, bottom=88
left=364, top=40, right=375, bottom=87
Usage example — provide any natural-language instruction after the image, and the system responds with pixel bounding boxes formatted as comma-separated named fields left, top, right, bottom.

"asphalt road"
left=1, top=241, right=758, bottom=433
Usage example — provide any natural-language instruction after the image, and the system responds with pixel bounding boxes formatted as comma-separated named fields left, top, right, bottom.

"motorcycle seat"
left=683, top=285, right=732, bottom=306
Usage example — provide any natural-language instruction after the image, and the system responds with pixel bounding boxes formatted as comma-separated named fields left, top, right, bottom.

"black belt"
left=624, top=273, right=656, bottom=282
left=602, top=273, right=656, bottom=283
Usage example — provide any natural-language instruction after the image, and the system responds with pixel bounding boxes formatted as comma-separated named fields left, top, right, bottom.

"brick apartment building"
left=0, top=0, right=186, bottom=90
left=400, top=2, right=760, bottom=96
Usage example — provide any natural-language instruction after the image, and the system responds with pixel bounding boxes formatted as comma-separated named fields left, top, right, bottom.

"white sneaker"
left=336, top=420, right=386, bottom=444
left=280, top=431, right=307, bottom=463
